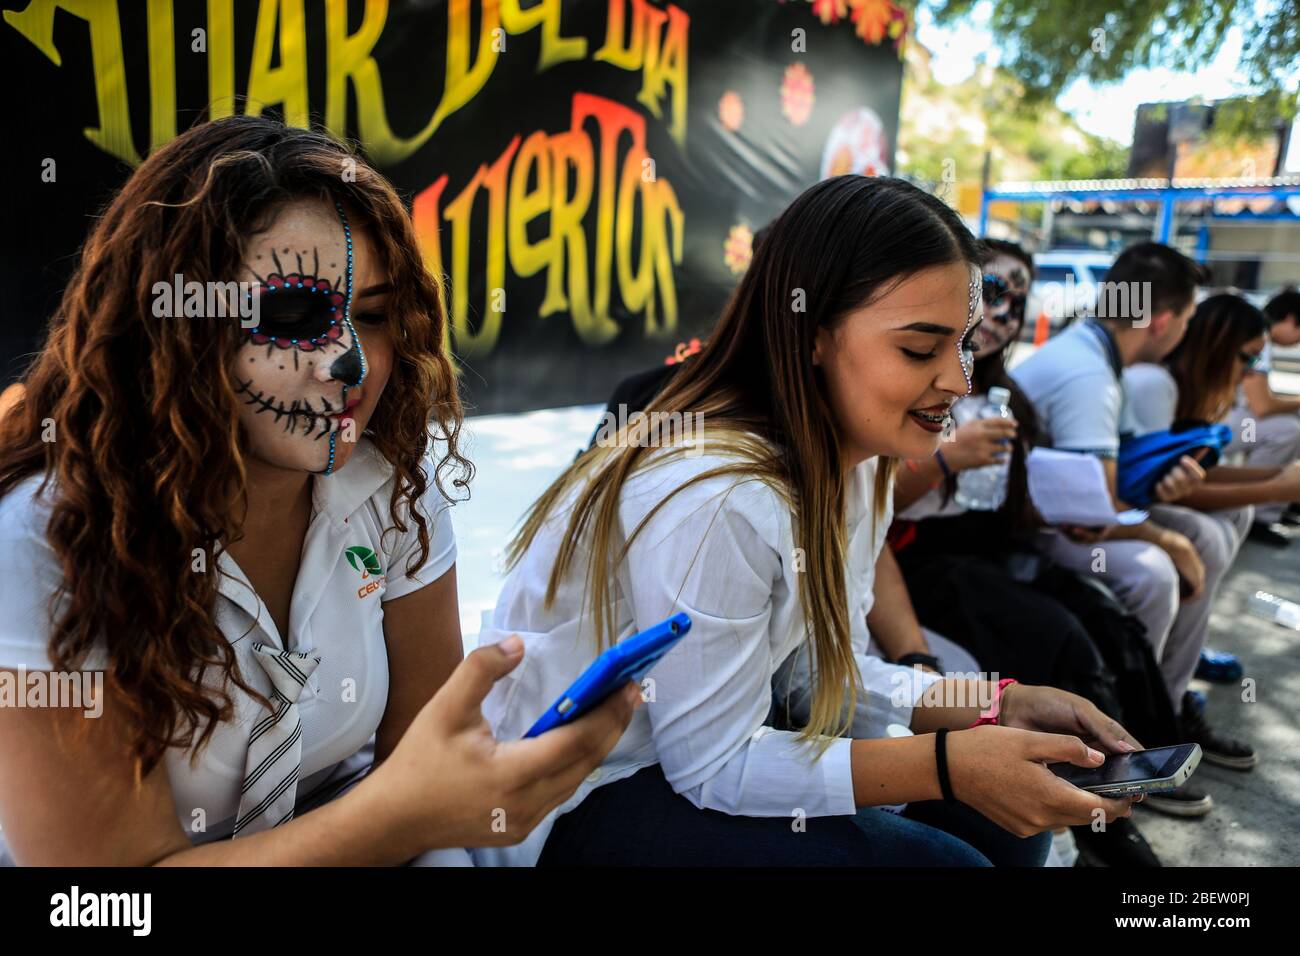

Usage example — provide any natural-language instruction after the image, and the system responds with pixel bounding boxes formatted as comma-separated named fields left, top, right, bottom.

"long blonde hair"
left=508, top=176, right=980, bottom=745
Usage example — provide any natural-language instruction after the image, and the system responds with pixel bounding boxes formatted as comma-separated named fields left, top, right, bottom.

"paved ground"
left=1133, top=518, right=1300, bottom=866
left=453, top=387, right=1300, bottom=867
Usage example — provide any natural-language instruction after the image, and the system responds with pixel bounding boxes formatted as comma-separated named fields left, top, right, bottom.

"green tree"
left=918, top=0, right=1298, bottom=123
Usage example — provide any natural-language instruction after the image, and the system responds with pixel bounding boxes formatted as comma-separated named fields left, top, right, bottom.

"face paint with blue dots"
left=234, top=198, right=367, bottom=476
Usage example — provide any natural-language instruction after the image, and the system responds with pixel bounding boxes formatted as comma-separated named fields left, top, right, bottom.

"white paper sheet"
left=1026, top=447, right=1148, bottom=527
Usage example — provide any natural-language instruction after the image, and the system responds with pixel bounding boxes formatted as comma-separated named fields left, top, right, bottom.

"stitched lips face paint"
left=233, top=197, right=370, bottom=476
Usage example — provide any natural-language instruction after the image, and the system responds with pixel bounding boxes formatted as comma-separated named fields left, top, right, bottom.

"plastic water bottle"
left=955, top=386, right=1013, bottom=511
left=1248, top=590, right=1300, bottom=630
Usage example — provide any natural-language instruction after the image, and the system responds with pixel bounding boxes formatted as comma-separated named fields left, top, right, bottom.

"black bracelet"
left=896, top=651, right=941, bottom=672
left=935, top=728, right=956, bottom=802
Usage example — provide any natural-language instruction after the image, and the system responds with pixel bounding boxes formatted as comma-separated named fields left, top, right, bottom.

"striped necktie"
left=233, top=643, right=323, bottom=837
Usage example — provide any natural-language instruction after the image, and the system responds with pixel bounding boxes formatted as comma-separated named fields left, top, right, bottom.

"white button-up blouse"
left=473, top=446, right=939, bottom=866
left=0, top=438, right=456, bottom=862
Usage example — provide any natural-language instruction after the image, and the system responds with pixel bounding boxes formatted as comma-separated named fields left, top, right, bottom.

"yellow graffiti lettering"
left=246, top=0, right=309, bottom=128
left=415, top=92, right=683, bottom=358
left=4, top=0, right=139, bottom=163
left=9, top=0, right=688, bottom=164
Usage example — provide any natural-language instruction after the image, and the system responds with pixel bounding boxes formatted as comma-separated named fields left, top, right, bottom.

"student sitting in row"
left=1220, top=289, right=1300, bottom=545
left=1123, top=292, right=1300, bottom=526
left=0, top=116, right=636, bottom=866
left=892, top=239, right=1177, bottom=865
left=1010, top=243, right=1256, bottom=820
left=474, top=175, right=1142, bottom=867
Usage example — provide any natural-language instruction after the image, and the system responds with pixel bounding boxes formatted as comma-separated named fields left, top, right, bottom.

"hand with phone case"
left=363, top=635, right=642, bottom=854
left=525, top=613, right=691, bottom=737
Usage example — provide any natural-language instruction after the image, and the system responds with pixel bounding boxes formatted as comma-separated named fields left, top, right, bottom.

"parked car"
left=1028, top=249, right=1114, bottom=331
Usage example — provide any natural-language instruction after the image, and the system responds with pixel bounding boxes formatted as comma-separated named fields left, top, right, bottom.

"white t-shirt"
left=1121, top=363, right=1179, bottom=437
left=0, top=437, right=456, bottom=862
left=1011, top=321, right=1124, bottom=458
left=1257, top=339, right=1274, bottom=375
left=1232, top=338, right=1274, bottom=410
left=473, top=443, right=940, bottom=867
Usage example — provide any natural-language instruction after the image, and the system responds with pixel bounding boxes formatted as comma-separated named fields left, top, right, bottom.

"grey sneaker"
left=1181, top=693, right=1257, bottom=770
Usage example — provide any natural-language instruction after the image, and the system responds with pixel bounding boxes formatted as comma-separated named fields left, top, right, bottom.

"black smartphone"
left=1049, top=743, right=1201, bottom=796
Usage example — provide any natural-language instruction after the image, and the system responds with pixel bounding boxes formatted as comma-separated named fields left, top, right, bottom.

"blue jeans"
left=538, top=764, right=1049, bottom=866
left=860, top=801, right=1050, bottom=867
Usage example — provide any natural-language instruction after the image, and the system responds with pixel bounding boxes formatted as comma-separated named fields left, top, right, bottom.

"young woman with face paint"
left=0, top=116, right=636, bottom=865
left=475, top=177, right=1143, bottom=867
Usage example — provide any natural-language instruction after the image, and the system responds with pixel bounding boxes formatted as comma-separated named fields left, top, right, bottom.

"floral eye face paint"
left=245, top=247, right=346, bottom=352
left=233, top=197, right=368, bottom=476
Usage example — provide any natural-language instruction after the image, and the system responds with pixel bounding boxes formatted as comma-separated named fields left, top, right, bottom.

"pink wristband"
left=970, top=678, right=1018, bottom=727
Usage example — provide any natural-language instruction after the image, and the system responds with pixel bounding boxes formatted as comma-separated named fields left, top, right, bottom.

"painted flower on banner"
left=849, top=0, right=909, bottom=49
left=780, top=63, right=815, bottom=126
left=724, top=224, right=754, bottom=275
left=665, top=338, right=705, bottom=366
left=798, top=0, right=910, bottom=53
left=719, top=91, right=744, bottom=131
left=810, top=0, right=849, bottom=24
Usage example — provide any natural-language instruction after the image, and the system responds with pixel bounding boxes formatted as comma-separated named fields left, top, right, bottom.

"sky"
left=913, top=0, right=1298, bottom=166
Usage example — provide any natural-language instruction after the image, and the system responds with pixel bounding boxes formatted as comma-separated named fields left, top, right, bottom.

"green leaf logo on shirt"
left=344, top=546, right=383, bottom=579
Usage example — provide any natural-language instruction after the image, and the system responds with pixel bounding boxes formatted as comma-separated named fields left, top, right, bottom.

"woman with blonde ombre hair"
left=0, top=116, right=635, bottom=866
left=476, top=175, right=1144, bottom=867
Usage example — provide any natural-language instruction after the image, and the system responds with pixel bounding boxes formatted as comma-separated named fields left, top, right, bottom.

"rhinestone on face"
left=958, top=267, right=980, bottom=393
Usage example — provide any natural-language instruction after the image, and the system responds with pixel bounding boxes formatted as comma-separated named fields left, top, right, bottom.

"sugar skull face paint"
left=973, top=253, right=1029, bottom=356
left=233, top=197, right=394, bottom=476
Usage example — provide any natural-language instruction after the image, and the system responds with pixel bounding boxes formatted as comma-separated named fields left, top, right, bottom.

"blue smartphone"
left=523, top=612, right=692, bottom=738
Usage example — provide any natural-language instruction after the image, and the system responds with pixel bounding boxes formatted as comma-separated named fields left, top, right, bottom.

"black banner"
left=1, top=0, right=906, bottom=412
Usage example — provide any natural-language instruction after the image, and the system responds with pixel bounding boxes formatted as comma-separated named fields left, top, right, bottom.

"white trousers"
left=1034, top=504, right=1251, bottom=712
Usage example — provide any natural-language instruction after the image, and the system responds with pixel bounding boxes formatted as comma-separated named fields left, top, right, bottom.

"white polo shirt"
left=1012, top=321, right=1125, bottom=458
left=1232, top=338, right=1273, bottom=410
left=0, top=437, right=455, bottom=861
left=473, top=443, right=940, bottom=867
left=1121, top=363, right=1179, bottom=437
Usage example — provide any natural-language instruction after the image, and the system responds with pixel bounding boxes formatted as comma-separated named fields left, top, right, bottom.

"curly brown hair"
left=0, top=116, right=470, bottom=775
